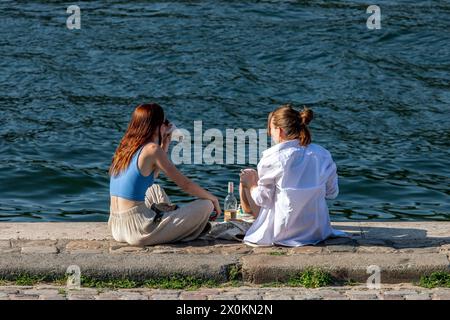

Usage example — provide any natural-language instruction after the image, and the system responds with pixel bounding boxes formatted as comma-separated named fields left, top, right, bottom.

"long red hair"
left=109, top=103, right=165, bottom=176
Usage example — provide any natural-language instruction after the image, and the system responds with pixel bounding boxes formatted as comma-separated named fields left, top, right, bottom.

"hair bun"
left=299, top=106, right=313, bottom=125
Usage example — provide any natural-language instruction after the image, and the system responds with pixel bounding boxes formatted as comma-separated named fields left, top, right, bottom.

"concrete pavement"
left=0, top=221, right=449, bottom=288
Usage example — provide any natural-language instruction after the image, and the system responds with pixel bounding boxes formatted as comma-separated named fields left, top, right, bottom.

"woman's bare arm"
left=149, top=144, right=221, bottom=215
left=239, top=182, right=253, bottom=214
left=240, top=170, right=261, bottom=217
left=151, top=125, right=172, bottom=180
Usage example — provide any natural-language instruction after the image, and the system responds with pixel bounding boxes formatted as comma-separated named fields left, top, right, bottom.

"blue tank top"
left=110, top=146, right=155, bottom=201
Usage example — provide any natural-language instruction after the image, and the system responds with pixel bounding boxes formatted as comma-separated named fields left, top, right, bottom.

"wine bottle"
left=224, top=182, right=237, bottom=222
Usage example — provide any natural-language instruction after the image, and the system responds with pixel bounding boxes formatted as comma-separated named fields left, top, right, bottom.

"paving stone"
left=95, top=292, right=123, bottom=300
left=405, top=293, right=431, bottom=300
left=0, top=223, right=112, bottom=241
left=180, top=292, right=208, bottom=300
left=34, top=285, right=62, bottom=290
left=119, top=293, right=148, bottom=300
left=18, top=240, right=58, bottom=254
left=66, top=288, right=99, bottom=295
left=9, top=294, right=40, bottom=300
left=380, top=294, right=405, bottom=300
left=22, top=289, right=60, bottom=296
left=177, top=240, right=211, bottom=247
left=242, top=252, right=450, bottom=284
left=70, top=288, right=96, bottom=293
left=152, top=289, right=182, bottom=295
left=109, top=245, right=147, bottom=254
left=345, top=291, right=379, bottom=300
left=234, top=290, right=266, bottom=296
left=235, top=295, right=263, bottom=300
left=0, top=287, right=21, bottom=294
left=0, top=284, right=447, bottom=300
left=151, top=248, right=184, bottom=254
left=326, top=245, right=357, bottom=253
left=358, top=223, right=431, bottom=240
left=0, top=247, right=21, bottom=254
left=211, top=295, right=238, bottom=300
left=66, top=240, right=108, bottom=253
left=264, top=295, right=293, bottom=300
left=397, top=247, right=440, bottom=254
left=380, top=290, right=417, bottom=300
left=211, top=242, right=239, bottom=247
left=151, top=294, right=181, bottom=300
left=67, top=294, right=95, bottom=300
left=356, top=239, right=388, bottom=246
left=291, top=294, right=321, bottom=300
left=219, top=246, right=253, bottom=255
left=19, top=240, right=57, bottom=247
left=312, top=290, right=346, bottom=299
left=431, top=289, right=450, bottom=300
left=289, top=246, right=323, bottom=254
left=0, top=240, right=11, bottom=248
left=39, top=295, right=66, bottom=300
left=391, top=240, right=443, bottom=249
left=323, top=238, right=355, bottom=246
left=356, top=246, right=397, bottom=253
left=118, top=288, right=152, bottom=294
left=320, top=295, right=349, bottom=300
left=21, top=246, right=59, bottom=254
left=195, top=289, right=222, bottom=296
left=252, top=248, right=288, bottom=255
left=184, top=247, right=214, bottom=254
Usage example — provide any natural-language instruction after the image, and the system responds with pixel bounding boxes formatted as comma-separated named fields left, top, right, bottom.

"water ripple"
left=0, top=1, right=449, bottom=221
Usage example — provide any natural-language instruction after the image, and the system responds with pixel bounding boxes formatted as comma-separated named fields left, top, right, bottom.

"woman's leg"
left=139, top=199, right=214, bottom=245
left=239, top=182, right=261, bottom=218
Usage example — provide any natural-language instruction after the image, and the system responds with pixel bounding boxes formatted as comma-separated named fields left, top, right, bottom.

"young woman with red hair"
left=108, top=103, right=221, bottom=246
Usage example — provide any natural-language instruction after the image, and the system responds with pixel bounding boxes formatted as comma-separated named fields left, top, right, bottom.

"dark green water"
left=0, top=1, right=449, bottom=222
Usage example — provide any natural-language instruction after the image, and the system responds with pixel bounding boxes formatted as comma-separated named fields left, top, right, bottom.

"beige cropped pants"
left=108, top=184, right=213, bottom=246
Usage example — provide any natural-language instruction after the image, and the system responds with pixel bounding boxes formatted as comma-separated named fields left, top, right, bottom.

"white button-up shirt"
left=244, top=139, right=346, bottom=247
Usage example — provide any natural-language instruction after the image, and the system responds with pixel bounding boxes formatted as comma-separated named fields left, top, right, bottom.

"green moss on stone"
left=287, top=268, right=333, bottom=288
left=419, top=272, right=450, bottom=288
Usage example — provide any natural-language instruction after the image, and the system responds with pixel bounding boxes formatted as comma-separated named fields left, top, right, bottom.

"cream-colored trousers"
left=108, top=184, right=213, bottom=246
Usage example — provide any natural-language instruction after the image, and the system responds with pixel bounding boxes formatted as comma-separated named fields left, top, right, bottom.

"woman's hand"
left=208, top=195, right=222, bottom=220
left=240, top=169, right=258, bottom=189
left=160, top=122, right=173, bottom=153
left=161, top=132, right=172, bottom=153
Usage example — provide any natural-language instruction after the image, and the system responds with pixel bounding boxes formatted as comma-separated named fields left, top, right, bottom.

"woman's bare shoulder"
left=142, top=142, right=161, bottom=155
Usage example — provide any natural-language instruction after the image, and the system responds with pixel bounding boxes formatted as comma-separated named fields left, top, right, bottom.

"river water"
left=0, top=1, right=449, bottom=221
